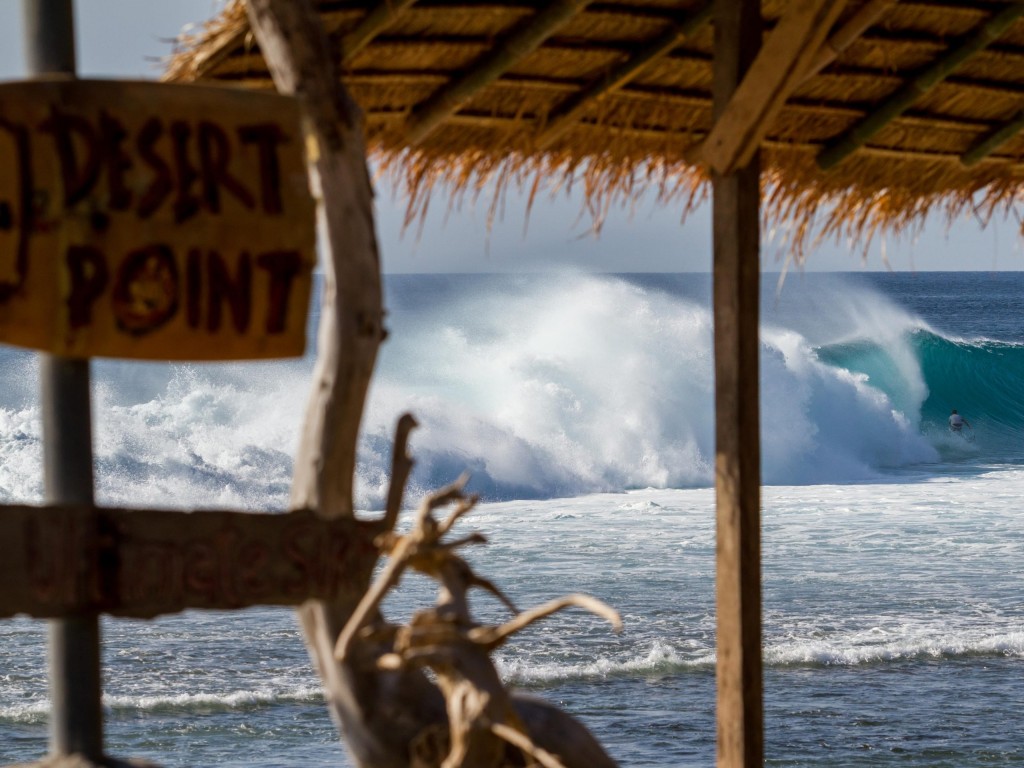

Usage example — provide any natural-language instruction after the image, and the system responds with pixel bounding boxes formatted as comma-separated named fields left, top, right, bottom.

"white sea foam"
left=765, top=628, right=1024, bottom=667
left=0, top=686, right=325, bottom=725
left=0, top=274, right=953, bottom=510
left=104, top=685, right=324, bottom=713
left=357, top=274, right=940, bottom=506
left=497, top=638, right=703, bottom=685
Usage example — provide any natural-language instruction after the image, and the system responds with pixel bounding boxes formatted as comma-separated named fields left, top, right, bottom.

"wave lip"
left=819, top=327, right=1024, bottom=461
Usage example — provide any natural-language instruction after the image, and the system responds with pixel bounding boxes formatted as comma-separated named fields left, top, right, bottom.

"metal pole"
left=23, top=0, right=106, bottom=760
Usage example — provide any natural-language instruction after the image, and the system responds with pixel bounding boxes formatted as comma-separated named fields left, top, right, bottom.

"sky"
left=0, top=0, right=1021, bottom=273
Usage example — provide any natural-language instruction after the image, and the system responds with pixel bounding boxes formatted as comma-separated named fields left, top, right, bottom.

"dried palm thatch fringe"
left=165, top=0, right=1024, bottom=264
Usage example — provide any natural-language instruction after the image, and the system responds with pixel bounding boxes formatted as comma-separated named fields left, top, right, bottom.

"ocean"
left=3, top=270, right=1024, bottom=767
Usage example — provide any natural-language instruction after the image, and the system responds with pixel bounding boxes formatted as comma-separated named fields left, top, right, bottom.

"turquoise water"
left=3, top=271, right=1024, bottom=766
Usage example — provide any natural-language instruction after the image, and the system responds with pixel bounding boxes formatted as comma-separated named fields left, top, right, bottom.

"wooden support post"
left=244, top=0, right=385, bottom=520
left=24, top=0, right=106, bottom=760
left=712, top=0, right=763, bottom=766
left=244, top=3, right=447, bottom=765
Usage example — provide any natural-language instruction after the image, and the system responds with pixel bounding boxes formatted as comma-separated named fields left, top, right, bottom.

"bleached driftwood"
left=244, top=2, right=622, bottom=766
left=337, top=445, right=622, bottom=768
left=244, top=3, right=444, bottom=765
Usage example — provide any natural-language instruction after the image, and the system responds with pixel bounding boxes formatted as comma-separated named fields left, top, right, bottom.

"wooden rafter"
left=960, top=108, right=1024, bottom=166
left=690, top=0, right=847, bottom=176
left=803, top=0, right=898, bottom=79
left=533, top=3, right=712, bottom=150
left=817, top=1, right=1024, bottom=170
left=352, top=106, right=1024, bottom=169
left=338, top=0, right=417, bottom=62
left=403, top=0, right=591, bottom=146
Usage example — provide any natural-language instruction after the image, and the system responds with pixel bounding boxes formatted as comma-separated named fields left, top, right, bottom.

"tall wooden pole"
left=242, top=4, right=445, bottom=765
left=712, top=0, right=763, bottom=766
left=23, top=0, right=105, bottom=760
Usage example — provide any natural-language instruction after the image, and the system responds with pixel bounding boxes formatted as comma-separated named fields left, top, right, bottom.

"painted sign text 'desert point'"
left=0, top=80, right=316, bottom=360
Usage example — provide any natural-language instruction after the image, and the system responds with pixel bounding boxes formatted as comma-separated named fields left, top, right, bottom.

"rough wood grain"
left=0, top=504, right=376, bottom=619
left=712, top=1, right=764, bottom=767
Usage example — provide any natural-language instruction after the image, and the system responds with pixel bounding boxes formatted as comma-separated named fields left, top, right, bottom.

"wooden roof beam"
left=534, top=3, right=713, bottom=150
left=339, top=0, right=418, bottom=63
left=960, top=108, right=1024, bottom=166
left=803, top=0, right=898, bottom=79
left=690, top=0, right=847, bottom=176
left=817, top=1, right=1024, bottom=170
left=403, top=0, right=592, bottom=146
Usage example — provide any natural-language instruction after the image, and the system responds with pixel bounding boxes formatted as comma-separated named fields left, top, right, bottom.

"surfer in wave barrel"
left=949, top=409, right=971, bottom=434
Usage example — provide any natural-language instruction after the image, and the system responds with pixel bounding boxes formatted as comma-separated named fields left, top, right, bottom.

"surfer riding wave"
left=949, top=409, right=973, bottom=439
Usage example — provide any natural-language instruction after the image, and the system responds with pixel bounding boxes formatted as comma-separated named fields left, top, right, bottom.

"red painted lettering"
left=40, top=105, right=101, bottom=207
left=206, top=250, right=251, bottom=333
left=66, top=245, right=110, bottom=329
left=111, top=244, right=179, bottom=335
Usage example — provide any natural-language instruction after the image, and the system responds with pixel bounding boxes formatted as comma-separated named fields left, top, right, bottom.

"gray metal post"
left=23, top=0, right=106, bottom=759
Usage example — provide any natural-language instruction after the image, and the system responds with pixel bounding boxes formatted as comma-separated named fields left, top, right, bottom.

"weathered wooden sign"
left=0, top=80, right=316, bottom=360
left=0, top=504, right=379, bottom=619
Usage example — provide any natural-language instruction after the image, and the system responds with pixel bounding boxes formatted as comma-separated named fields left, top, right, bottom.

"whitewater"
left=3, top=271, right=1024, bottom=766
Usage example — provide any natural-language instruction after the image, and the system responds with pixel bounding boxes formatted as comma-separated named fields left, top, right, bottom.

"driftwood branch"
left=245, top=5, right=622, bottom=767
left=469, top=593, right=622, bottom=650
left=338, top=474, right=621, bottom=768
left=245, top=4, right=446, bottom=767
left=489, top=722, right=571, bottom=768
left=382, top=413, right=418, bottom=533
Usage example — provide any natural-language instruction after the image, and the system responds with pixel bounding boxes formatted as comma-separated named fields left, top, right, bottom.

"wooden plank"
left=712, top=1, right=763, bottom=767
left=0, top=79, right=315, bottom=360
left=693, top=0, right=845, bottom=175
left=0, top=504, right=378, bottom=619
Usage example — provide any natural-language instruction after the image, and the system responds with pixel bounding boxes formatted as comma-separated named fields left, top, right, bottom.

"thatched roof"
left=165, top=1, right=1024, bottom=254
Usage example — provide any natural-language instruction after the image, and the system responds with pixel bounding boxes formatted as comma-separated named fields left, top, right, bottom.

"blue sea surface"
left=3, top=271, right=1024, bottom=766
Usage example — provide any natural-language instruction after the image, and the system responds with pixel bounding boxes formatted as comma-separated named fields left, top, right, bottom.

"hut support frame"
left=712, top=0, right=764, bottom=766
left=25, top=0, right=106, bottom=760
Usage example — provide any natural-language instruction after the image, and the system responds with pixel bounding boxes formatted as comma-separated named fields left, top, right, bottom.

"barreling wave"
left=817, top=330, right=1024, bottom=460
left=357, top=274, right=942, bottom=505
left=0, top=273, right=1014, bottom=510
